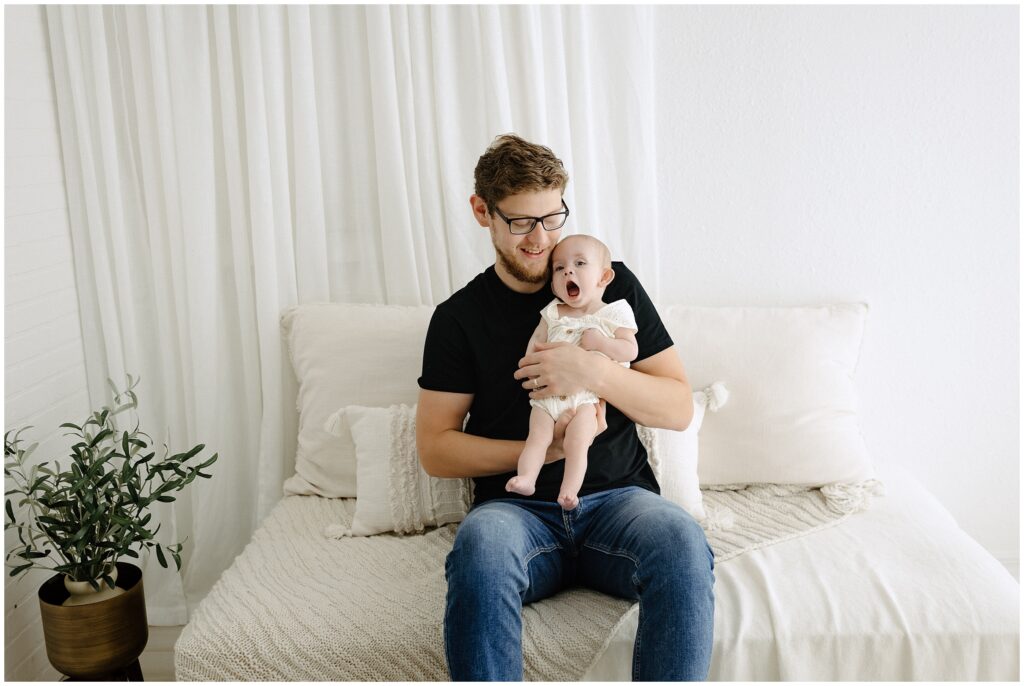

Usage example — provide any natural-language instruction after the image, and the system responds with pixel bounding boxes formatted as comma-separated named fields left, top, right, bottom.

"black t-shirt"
left=417, top=262, right=673, bottom=505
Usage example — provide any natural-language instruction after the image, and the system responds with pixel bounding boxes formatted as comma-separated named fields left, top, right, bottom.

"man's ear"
left=599, top=267, right=615, bottom=287
left=469, top=194, right=491, bottom=228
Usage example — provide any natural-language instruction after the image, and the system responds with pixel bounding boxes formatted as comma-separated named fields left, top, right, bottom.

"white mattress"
left=583, top=465, right=1020, bottom=680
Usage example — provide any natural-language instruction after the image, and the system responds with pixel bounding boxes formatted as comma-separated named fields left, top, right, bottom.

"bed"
left=174, top=302, right=1019, bottom=681
left=586, top=464, right=1019, bottom=680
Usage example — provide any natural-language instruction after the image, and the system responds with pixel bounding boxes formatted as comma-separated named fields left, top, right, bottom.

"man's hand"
left=515, top=341, right=612, bottom=399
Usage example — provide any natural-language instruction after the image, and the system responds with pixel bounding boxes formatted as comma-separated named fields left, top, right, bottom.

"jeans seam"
left=520, top=543, right=562, bottom=604
left=580, top=541, right=641, bottom=568
left=443, top=595, right=454, bottom=678
left=561, top=509, right=576, bottom=550
left=523, top=542, right=561, bottom=567
left=633, top=597, right=643, bottom=680
left=581, top=542, right=643, bottom=679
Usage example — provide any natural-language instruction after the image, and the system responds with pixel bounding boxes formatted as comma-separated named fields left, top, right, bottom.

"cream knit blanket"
left=174, top=481, right=882, bottom=681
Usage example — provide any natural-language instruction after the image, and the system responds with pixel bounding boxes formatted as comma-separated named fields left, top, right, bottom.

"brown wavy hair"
left=473, top=133, right=569, bottom=213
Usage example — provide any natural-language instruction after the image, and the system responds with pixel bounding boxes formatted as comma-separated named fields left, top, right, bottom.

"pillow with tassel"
left=640, top=383, right=729, bottom=522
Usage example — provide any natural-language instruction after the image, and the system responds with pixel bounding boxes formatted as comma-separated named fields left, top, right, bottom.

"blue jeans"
left=444, top=486, right=715, bottom=680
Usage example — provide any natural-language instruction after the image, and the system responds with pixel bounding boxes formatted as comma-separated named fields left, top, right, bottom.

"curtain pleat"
left=45, top=5, right=660, bottom=622
left=286, top=7, right=331, bottom=301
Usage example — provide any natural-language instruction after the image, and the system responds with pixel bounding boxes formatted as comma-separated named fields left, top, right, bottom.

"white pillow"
left=639, top=384, right=728, bottom=522
left=661, top=304, right=874, bottom=486
left=324, top=404, right=471, bottom=537
left=282, top=303, right=873, bottom=497
left=281, top=304, right=434, bottom=497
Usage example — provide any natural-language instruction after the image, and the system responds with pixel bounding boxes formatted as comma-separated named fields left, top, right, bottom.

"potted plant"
left=4, top=375, right=217, bottom=679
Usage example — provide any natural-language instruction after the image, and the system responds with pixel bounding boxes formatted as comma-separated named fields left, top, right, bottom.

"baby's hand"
left=579, top=329, right=604, bottom=352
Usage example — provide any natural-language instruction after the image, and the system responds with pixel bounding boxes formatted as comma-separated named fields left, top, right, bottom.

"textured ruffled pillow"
left=323, top=404, right=471, bottom=537
left=639, top=384, right=728, bottom=522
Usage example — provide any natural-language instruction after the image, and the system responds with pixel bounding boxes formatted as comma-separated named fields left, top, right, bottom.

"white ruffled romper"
left=529, top=298, right=638, bottom=421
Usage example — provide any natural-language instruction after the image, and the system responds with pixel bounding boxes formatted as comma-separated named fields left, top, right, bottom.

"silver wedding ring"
left=533, top=378, right=539, bottom=389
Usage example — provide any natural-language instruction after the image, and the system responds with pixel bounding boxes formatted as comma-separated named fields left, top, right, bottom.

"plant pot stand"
left=38, top=562, right=149, bottom=681
left=61, top=658, right=143, bottom=681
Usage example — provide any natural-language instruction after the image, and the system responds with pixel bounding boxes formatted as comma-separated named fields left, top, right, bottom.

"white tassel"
left=700, top=504, right=736, bottom=532
left=702, top=382, right=729, bottom=412
left=324, top=408, right=346, bottom=436
left=820, top=479, right=885, bottom=515
left=323, top=524, right=353, bottom=538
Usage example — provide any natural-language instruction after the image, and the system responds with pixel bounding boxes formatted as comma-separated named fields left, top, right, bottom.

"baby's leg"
left=558, top=403, right=599, bottom=510
left=506, top=407, right=556, bottom=496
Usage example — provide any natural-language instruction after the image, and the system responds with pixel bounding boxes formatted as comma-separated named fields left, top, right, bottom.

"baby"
left=506, top=234, right=639, bottom=510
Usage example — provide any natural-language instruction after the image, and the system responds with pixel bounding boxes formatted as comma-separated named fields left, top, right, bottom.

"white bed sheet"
left=583, top=465, right=1020, bottom=680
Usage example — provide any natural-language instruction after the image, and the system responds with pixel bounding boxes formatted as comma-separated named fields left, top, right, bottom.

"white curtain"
left=46, top=4, right=659, bottom=623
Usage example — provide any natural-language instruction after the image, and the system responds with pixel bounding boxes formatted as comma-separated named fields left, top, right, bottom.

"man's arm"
left=515, top=343, right=693, bottom=431
left=416, top=389, right=576, bottom=478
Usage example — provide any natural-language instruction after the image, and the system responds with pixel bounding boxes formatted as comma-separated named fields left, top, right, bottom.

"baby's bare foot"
left=558, top=492, right=579, bottom=510
left=506, top=476, right=536, bottom=496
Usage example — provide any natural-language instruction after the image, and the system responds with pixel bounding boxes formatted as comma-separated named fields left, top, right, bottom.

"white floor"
left=140, top=626, right=181, bottom=681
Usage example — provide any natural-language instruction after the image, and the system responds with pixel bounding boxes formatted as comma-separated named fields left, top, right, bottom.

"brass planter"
left=38, top=561, right=149, bottom=679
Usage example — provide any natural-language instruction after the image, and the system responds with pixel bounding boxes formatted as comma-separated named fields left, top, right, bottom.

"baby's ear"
left=599, top=267, right=615, bottom=287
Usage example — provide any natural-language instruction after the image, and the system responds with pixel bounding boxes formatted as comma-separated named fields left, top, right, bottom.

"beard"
left=494, top=242, right=550, bottom=286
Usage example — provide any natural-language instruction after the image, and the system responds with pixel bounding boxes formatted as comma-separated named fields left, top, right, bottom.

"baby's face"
left=550, top=238, right=608, bottom=309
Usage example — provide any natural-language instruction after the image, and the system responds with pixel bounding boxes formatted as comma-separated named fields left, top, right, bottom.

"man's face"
left=478, top=188, right=564, bottom=293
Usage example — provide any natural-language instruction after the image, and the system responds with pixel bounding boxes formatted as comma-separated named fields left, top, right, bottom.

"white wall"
left=653, top=5, right=1019, bottom=572
left=4, top=4, right=90, bottom=680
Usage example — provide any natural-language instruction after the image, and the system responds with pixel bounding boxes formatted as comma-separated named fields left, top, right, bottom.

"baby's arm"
left=580, top=327, right=639, bottom=363
left=525, top=319, right=549, bottom=355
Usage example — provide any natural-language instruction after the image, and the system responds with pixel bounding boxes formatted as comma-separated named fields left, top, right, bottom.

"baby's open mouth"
left=566, top=280, right=580, bottom=297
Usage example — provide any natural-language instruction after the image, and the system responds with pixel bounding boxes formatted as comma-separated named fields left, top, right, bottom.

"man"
left=416, top=134, right=714, bottom=680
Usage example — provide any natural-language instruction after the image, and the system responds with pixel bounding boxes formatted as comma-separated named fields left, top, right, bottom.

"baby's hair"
left=555, top=234, right=612, bottom=269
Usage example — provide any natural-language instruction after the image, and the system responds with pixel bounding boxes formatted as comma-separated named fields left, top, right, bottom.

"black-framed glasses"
left=494, top=199, right=570, bottom=235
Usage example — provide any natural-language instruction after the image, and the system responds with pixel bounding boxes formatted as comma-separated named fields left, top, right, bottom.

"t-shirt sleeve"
left=608, top=262, right=673, bottom=362
left=417, top=306, right=476, bottom=394
left=600, top=300, right=638, bottom=335
left=539, top=299, right=560, bottom=330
